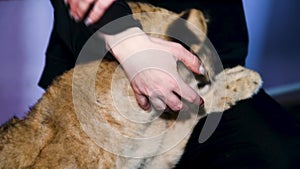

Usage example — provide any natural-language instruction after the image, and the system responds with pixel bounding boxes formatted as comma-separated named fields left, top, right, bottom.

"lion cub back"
left=0, top=2, right=209, bottom=169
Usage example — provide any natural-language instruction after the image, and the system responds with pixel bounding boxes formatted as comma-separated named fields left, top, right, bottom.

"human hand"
left=64, top=0, right=115, bottom=25
left=102, top=27, right=205, bottom=111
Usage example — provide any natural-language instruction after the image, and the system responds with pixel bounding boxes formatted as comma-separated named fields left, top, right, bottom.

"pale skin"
left=65, top=0, right=116, bottom=25
left=65, top=0, right=205, bottom=111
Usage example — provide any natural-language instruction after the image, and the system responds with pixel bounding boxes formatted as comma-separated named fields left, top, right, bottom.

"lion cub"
left=0, top=2, right=262, bottom=169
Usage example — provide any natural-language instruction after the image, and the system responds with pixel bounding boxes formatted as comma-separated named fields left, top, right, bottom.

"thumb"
left=175, top=46, right=206, bottom=75
left=149, top=37, right=206, bottom=75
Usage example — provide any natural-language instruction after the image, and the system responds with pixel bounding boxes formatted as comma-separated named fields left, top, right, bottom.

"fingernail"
left=84, top=18, right=92, bottom=26
left=69, top=11, right=76, bottom=20
left=64, top=0, right=67, bottom=5
left=199, top=65, right=206, bottom=75
left=73, top=15, right=79, bottom=22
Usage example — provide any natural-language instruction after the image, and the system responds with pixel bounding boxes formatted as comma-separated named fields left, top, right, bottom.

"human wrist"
left=100, top=27, right=150, bottom=62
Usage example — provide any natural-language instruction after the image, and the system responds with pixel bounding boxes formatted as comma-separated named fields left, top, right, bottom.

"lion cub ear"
left=166, top=9, right=208, bottom=53
left=178, top=9, right=207, bottom=41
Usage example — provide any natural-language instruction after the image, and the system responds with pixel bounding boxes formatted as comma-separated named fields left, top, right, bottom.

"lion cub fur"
left=0, top=2, right=262, bottom=169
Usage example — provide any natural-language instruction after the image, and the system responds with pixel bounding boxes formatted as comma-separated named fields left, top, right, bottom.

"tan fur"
left=0, top=2, right=262, bottom=169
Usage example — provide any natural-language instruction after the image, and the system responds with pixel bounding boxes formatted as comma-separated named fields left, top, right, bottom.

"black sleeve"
left=87, top=0, right=142, bottom=34
left=49, top=0, right=141, bottom=57
left=39, top=0, right=141, bottom=89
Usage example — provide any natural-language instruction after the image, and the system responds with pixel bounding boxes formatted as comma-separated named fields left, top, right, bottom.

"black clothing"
left=150, top=0, right=249, bottom=68
left=39, top=0, right=141, bottom=89
left=175, top=89, right=300, bottom=169
left=39, top=1, right=300, bottom=168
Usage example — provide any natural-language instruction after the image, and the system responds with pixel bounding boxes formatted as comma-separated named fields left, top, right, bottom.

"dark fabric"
left=147, top=0, right=249, bottom=68
left=174, top=89, right=300, bottom=169
left=39, top=0, right=141, bottom=89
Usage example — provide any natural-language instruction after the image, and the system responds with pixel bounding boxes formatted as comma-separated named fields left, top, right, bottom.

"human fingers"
left=163, top=92, right=189, bottom=112
left=133, top=73, right=187, bottom=112
left=134, top=93, right=151, bottom=110
left=149, top=97, right=166, bottom=111
left=173, top=76, right=204, bottom=106
left=67, top=0, right=95, bottom=21
left=147, top=87, right=188, bottom=112
left=170, top=42, right=206, bottom=75
left=150, top=37, right=206, bottom=75
left=132, top=75, right=175, bottom=111
left=85, top=0, right=116, bottom=26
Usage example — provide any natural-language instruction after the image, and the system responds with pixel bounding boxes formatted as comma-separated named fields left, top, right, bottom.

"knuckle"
left=167, top=97, right=182, bottom=111
left=96, top=1, right=109, bottom=10
left=187, top=93, right=198, bottom=103
left=172, top=42, right=184, bottom=51
left=88, top=13, right=99, bottom=21
left=92, top=6, right=101, bottom=14
left=95, top=4, right=104, bottom=10
left=172, top=42, right=182, bottom=48
left=69, top=3, right=76, bottom=11
left=102, top=0, right=115, bottom=7
left=173, top=102, right=183, bottom=111
left=169, top=82, right=178, bottom=90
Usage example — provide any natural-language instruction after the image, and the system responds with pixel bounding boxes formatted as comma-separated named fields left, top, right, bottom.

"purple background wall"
left=0, top=0, right=53, bottom=124
left=0, top=0, right=300, bottom=125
